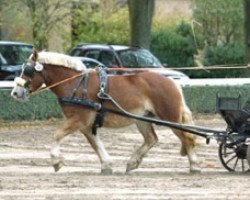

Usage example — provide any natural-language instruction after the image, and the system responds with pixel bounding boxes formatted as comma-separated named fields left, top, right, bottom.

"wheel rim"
left=219, top=140, right=249, bottom=172
left=246, top=144, right=250, bottom=167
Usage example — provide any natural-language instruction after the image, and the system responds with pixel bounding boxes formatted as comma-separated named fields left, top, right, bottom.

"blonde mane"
left=35, top=52, right=86, bottom=71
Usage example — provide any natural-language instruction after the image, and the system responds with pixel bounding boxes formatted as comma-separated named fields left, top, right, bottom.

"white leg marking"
left=50, top=141, right=61, bottom=158
left=83, top=131, right=112, bottom=175
left=187, top=147, right=201, bottom=173
left=94, top=135, right=111, bottom=163
left=93, top=135, right=112, bottom=174
left=50, top=141, right=64, bottom=168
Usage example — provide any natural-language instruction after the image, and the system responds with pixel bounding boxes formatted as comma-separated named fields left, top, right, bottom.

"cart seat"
left=216, top=95, right=250, bottom=134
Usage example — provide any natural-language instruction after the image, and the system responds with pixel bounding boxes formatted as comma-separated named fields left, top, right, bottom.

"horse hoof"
left=190, top=167, right=202, bottom=174
left=126, top=162, right=138, bottom=173
left=101, top=168, right=113, bottom=175
left=53, top=162, right=64, bottom=172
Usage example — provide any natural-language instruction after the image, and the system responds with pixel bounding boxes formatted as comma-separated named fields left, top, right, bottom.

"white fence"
left=177, top=78, right=250, bottom=86
left=1, top=78, right=250, bottom=89
left=0, top=81, right=15, bottom=88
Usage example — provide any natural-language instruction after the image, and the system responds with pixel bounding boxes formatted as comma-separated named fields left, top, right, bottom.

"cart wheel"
left=219, top=140, right=249, bottom=172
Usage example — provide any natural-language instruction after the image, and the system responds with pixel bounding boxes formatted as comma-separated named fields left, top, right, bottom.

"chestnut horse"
left=11, top=50, right=200, bottom=174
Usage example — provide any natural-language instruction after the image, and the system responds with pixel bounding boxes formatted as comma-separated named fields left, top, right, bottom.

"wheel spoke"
left=222, top=150, right=235, bottom=156
left=232, top=157, right=239, bottom=170
left=242, top=159, right=245, bottom=172
left=225, top=154, right=237, bottom=165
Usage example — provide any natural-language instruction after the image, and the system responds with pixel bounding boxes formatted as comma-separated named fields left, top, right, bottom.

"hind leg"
left=81, top=129, right=112, bottom=175
left=181, top=105, right=201, bottom=172
left=126, top=121, right=158, bottom=172
left=173, top=129, right=201, bottom=173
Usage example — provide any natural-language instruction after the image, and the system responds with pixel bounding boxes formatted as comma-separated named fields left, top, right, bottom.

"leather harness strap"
left=92, top=68, right=109, bottom=135
left=58, top=68, right=109, bottom=135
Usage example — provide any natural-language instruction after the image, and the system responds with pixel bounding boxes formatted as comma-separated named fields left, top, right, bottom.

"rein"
left=26, top=67, right=144, bottom=96
left=30, top=72, right=84, bottom=96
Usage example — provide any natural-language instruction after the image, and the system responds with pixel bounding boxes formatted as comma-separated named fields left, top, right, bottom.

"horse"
left=11, top=49, right=201, bottom=174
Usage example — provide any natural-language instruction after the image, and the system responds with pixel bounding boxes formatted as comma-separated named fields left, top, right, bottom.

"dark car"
left=69, top=44, right=189, bottom=80
left=0, top=41, right=33, bottom=80
left=75, top=57, right=105, bottom=69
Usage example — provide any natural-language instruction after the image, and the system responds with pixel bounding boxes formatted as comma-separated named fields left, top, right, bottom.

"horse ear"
left=32, top=48, right=38, bottom=61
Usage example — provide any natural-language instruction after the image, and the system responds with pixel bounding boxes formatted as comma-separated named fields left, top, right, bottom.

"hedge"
left=0, top=90, right=62, bottom=120
left=185, top=43, right=246, bottom=78
left=0, top=85, right=250, bottom=120
left=183, top=85, right=250, bottom=113
left=150, top=22, right=196, bottom=67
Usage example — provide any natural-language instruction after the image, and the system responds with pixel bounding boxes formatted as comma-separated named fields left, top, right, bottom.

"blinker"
left=23, top=63, right=35, bottom=78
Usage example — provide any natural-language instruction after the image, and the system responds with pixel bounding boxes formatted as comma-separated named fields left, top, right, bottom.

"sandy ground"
left=0, top=115, right=250, bottom=200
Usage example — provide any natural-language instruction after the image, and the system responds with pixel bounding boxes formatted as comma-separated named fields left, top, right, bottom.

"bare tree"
left=128, top=0, right=154, bottom=49
left=193, top=0, right=243, bottom=46
left=3, top=0, right=72, bottom=49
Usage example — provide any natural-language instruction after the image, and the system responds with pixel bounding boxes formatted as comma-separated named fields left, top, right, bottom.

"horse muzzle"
left=11, top=77, right=30, bottom=101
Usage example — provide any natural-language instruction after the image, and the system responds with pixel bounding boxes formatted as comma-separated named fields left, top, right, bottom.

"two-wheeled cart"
left=216, top=94, right=250, bottom=172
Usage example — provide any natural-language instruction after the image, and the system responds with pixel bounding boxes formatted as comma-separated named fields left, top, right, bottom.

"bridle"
left=22, top=61, right=47, bottom=87
left=14, top=61, right=84, bottom=96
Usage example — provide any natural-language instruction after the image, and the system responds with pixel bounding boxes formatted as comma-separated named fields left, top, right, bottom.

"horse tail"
left=179, top=94, right=197, bottom=156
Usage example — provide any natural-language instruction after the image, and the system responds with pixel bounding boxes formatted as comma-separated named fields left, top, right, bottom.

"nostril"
left=12, top=92, right=17, bottom=96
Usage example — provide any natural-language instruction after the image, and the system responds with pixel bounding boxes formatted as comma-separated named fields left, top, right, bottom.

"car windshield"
left=117, top=49, right=162, bottom=68
left=0, top=45, right=33, bottom=65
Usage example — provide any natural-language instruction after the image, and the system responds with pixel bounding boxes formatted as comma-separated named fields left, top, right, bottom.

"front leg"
left=82, top=130, right=112, bottom=175
left=50, top=141, right=65, bottom=172
left=50, top=118, right=80, bottom=172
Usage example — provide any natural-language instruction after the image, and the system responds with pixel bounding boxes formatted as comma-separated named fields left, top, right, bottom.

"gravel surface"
left=0, top=115, right=250, bottom=200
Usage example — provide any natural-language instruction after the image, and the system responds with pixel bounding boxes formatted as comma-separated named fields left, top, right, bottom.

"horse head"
left=11, top=49, right=47, bottom=100
left=11, top=49, right=87, bottom=100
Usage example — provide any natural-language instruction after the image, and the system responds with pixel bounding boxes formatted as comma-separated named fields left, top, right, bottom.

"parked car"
left=69, top=44, right=189, bottom=80
left=0, top=41, right=33, bottom=80
left=75, top=57, right=105, bottom=69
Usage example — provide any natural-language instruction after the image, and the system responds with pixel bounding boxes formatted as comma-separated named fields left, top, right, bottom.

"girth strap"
left=92, top=68, right=109, bottom=135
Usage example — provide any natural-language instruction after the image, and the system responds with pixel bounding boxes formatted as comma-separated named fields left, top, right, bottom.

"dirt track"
left=0, top=115, right=250, bottom=200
